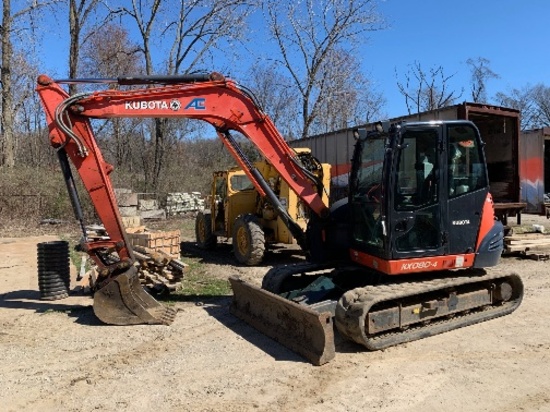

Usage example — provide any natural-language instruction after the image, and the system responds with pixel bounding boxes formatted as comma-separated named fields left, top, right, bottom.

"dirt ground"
left=1, top=215, right=550, bottom=412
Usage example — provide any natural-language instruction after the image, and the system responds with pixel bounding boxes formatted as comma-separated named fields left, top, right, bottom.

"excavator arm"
left=39, top=72, right=519, bottom=366
left=35, top=72, right=329, bottom=328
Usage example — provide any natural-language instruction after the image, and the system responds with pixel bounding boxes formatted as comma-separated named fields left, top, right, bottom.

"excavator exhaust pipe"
left=93, top=266, right=177, bottom=326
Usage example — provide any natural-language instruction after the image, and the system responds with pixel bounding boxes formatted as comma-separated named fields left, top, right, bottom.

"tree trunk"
left=152, top=118, right=166, bottom=191
left=1, top=0, right=15, bottom=168
left=68, top=0, right=79, bottom=94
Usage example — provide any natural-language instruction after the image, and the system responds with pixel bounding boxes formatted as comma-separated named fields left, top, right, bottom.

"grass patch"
left=40, top=308, right=71, bottom=315
left=179, top=218, right=195, bottom=234
left=174, top=257, right=231, bottom=297
left=178, top=275, right=230, bottom=296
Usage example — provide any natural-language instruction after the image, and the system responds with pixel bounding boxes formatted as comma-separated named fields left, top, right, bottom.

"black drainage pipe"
left=37, top=241, right=71, bottom=300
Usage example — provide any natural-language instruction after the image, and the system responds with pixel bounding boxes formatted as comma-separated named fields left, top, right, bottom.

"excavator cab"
left=347, top=120, right=503, bottom=273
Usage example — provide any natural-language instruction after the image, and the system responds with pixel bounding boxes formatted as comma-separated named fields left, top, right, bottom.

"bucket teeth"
left=93, top=267, right=177, bottom=326
left=156, top=305, right=178, bottom=325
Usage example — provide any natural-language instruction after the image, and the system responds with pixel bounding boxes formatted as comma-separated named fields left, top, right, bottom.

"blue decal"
left=184, top=98, right=206, bottom=110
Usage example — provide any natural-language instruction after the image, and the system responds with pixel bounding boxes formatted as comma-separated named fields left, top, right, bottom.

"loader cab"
left=349, top=121, right=493, bottom=269
left=211, top=169, right=256, bottom=236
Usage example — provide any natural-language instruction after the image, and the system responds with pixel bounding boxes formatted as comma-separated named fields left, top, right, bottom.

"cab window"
left=229, top=174, right=254, bottom=191
left=447, top=124, right=487, bottom=198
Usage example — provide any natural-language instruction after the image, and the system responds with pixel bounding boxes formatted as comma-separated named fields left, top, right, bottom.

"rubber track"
left=335, top=270, right=524, bottom=350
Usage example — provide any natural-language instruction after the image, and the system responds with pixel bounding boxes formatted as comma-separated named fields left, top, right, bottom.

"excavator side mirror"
left=353, top=128, right=368, bottom=141
left=353, top=122, right=390, bottom=141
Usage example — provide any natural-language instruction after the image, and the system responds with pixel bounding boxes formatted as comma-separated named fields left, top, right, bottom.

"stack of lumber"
left=504, top=232, right=550, bottom=260
left=81, top=224, right=186, bottom=295
left=80, top=248, right=186, bottom=296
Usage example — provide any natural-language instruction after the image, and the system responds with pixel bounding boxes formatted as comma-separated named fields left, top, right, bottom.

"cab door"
left=390, top=124, right=446, bottom=259
left=445, top=122, right=488, bottom=255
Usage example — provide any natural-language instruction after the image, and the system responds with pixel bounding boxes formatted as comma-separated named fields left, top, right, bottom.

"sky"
left=38, top=0, right=549, bottom=120
left=366, top=0, right=549, bottom=117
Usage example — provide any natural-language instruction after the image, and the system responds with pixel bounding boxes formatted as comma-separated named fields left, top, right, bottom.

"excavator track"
left=335, top=269, right=524, bottom=350
left=231, top=264, right=523, bottom=364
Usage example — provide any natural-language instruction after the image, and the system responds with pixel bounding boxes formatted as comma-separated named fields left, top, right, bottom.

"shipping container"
left=291, top=102, right=526, bottom=223
left=519, top=128, right=550, bottom=213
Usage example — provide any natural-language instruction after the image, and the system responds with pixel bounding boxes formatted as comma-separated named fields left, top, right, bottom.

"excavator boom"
left=36, top=72, right=327, bottom=327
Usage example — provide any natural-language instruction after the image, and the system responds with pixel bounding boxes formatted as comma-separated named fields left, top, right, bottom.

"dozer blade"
left=93, top=266, right=177, bottom=326
left=229, top=276, right=335, bottom=366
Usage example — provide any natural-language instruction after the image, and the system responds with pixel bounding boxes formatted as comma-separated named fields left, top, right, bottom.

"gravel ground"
left=0, top=214, right=549, bottom=411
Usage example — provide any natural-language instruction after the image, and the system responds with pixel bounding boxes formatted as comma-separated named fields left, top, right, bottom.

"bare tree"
left=311, top=48, right=385, bottom=134
left=164, top=1, right=253, bottom=75
left=1, top=0, right=56, bottom=168
left=79, top=23, right=142, bottom=77
left=1, top=0, right=16, bottom=168
left=496, top=85, right=537, bottom=130
left=108, top=0, right=253, bottom=191
left=497, top=83, right=550, bottom=130
left=109, top=0, right=252, bottom=75
left=264, top=0, right=384, bottom=139
left=68, top=0, right=101, bottom=93
left=532, top=84, right=550, bottom=127
left=80, top=24, right=144, bottom=170
left=466, top=57, right=499, bottom=103
left=112, top=0, right=161, bottom=75
left=247, top=63, right=301, bottom=139
left=9, top=52, right=46, bottom=167
left=396, top=61, right=463, bottom=115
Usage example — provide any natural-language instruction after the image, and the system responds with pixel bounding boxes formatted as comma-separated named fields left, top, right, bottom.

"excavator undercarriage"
left=230, top=263, right=523, bottom=365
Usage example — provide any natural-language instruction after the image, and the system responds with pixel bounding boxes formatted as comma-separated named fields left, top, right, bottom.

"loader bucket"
left=229, top=276, right=335, bottom=366
left=93, top=266, right=177, bottom=326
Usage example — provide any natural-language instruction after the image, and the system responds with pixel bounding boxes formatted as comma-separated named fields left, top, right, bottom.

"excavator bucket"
left=93, top=267, right=177, bottom=326
left=229, top=276, right=335, bottom=366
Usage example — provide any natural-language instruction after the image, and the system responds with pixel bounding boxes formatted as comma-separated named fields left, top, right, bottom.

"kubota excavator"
left=36, top=72, right=523, bottom=365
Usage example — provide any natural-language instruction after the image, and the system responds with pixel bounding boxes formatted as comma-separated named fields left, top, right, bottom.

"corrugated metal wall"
left=290, top=102, right=529, bottom=208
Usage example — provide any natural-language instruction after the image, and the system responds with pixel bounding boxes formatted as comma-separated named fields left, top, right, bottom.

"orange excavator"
left=36, top=72, right=523, bottom=365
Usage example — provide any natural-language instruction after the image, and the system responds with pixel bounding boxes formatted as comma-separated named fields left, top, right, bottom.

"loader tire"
left=232, top=214, right=265, bottom=266
left=195, top=211, right=217, bottom=249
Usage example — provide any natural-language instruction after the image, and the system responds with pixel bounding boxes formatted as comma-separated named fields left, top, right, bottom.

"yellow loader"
left=195, top=149, right=331, bottom=265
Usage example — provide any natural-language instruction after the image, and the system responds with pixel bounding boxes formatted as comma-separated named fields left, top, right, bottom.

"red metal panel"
left=520, top=129, right=546, bottom=212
